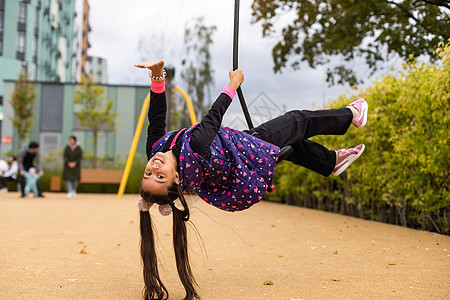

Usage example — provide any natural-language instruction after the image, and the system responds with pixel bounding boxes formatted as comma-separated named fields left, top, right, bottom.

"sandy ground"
left=0, top=192, right=449, bottom=300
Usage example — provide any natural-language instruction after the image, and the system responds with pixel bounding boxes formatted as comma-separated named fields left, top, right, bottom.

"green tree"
left=251, top=0, right=450, bottom=86
left=73, top=76, right=117, bottom=168
left=181, top=16, right=217, bottom=120
left=9, top=72, right=36, bottom=148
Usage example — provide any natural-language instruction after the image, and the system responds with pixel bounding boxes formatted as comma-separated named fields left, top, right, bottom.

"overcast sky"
left=87, top=0, right=391, bottom=129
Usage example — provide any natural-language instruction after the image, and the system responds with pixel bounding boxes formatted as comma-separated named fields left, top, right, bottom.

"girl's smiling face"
left=142, top=152, right=180, bottom=195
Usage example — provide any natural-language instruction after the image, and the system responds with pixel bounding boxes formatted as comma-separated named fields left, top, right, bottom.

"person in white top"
left=0, top=155, right=18, bottom=193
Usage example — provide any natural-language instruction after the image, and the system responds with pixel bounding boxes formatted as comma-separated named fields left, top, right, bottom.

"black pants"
left=246, top=107, right=353, bottom=176
left=0, top=176, right=15, bottom=188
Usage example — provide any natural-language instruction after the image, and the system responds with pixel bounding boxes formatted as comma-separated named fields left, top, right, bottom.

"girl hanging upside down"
left=134, top=60, right=368, bottom=300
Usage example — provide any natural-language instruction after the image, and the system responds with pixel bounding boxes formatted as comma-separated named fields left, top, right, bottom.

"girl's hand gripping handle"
left=229, top=68, right=244, bottom=90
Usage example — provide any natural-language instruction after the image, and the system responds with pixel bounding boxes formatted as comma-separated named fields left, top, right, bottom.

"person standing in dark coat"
left=17, top=141, right=44, bottom=198
left=63, top=136, right=82, bottom=199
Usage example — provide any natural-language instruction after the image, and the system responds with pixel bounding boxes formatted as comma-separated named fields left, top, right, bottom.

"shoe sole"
left=355, top=100, right=368, bottom=129
left=333, top=144, right=365, bottom=176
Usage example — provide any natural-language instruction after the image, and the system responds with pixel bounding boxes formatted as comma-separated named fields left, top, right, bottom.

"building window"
left=17, top=30, right=25, bottom=56
left=35, top=8, right=39, bottom=28
left=0, top=12, right=3, bottom=56
left=20, top=61, right=27, bottom=74
left=18, top=2, right=26, bottom=24
left=0, top=10, right=3, bottom=56
left=32, top=35, right=38, bottom=57
left=0, top=0, right=3, bottom=56
left=0, top=10, right=3, bottom=35
left=17, top=31, right=25, bottom=52
left=49, top=0, right=58, bottom=29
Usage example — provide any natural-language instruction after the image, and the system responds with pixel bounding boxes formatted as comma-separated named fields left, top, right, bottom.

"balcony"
left=16, top=51, right=25, bottom=61
left=17, top=22, right=26, bottom=31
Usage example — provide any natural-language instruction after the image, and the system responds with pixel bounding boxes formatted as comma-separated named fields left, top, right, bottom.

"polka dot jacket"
left=151, top=125, right=280, bottom=212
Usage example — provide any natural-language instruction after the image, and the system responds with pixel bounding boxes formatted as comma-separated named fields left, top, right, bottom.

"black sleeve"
left=17, top=146, right=26, bottom=172
left=146, top=90, right=167, bottom=159
left=190, top=92, right=233, bottom=159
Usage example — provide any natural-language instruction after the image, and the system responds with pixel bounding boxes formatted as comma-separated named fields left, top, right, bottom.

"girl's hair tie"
left=158, top=203, right=173, bottom=216
left=137, top=197, right=174, bottom=216
left=137, top=197, right=153, bottom=212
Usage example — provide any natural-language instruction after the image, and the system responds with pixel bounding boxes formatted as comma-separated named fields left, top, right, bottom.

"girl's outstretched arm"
left=190, top=69, right=244, bottom=159
left=135, top=61, right=168, bottom=159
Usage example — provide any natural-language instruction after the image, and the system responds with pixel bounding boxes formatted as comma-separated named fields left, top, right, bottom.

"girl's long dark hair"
left=140, top=184, right=199, bottom=300
left=140, top=210, right=168, bottom=299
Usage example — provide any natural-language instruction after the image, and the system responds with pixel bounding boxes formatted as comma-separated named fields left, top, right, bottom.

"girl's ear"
left=174, top=172, right=180, bottom=185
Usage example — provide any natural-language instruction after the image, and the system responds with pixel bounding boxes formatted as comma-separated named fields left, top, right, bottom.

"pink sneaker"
left=347, top=97, right=368, bottom=129
left=332, top=144, right=365, bottom=176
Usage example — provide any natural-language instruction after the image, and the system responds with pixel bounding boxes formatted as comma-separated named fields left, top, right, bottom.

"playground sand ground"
left=0, top=192, right=449, bottom=300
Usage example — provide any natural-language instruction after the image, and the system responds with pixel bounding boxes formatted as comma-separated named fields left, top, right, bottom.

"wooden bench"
left=50, top=176, right=62, bottom=191
left=80, top=169, right=124, bottom=184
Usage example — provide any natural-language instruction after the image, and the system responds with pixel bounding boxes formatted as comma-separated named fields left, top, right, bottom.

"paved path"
left=1, top=192, right=449, bottom=299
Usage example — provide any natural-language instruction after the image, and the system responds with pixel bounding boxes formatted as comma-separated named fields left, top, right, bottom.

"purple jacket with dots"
left=150, top=125, right=280, bottom=212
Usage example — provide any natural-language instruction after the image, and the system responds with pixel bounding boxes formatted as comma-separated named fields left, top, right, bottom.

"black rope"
left=233, top=0, right=254, bottom=129
left=232, top=0, right=293, bottom=174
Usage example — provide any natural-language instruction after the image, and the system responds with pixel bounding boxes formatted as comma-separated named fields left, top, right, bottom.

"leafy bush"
left=267, top=41, right=450, bottom=234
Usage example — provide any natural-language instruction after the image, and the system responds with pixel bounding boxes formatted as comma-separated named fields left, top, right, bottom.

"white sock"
left=348, top=105, right=358, bottom=118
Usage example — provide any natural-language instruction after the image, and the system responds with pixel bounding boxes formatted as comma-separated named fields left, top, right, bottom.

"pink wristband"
left=222, top=85, right=236, bottom=100
left=151, top=79, right=165, bottom=93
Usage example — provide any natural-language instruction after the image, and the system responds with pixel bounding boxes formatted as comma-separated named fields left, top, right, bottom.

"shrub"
left=267, top=41, right=450, bottom=234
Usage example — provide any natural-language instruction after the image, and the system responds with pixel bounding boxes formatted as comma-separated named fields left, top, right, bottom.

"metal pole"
left=233, top=0, right=254, bottom=129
